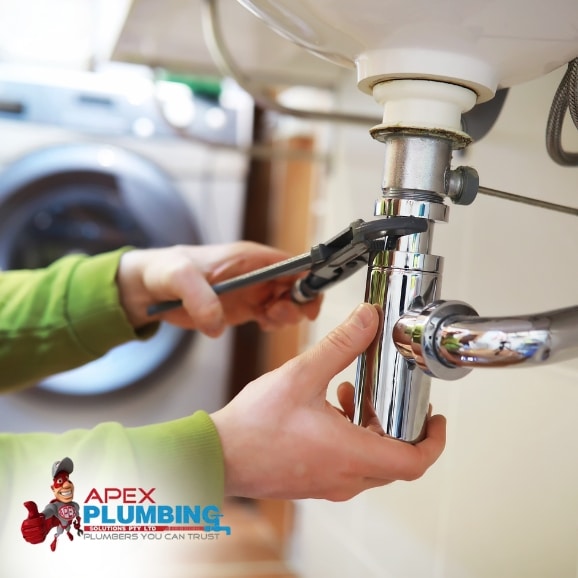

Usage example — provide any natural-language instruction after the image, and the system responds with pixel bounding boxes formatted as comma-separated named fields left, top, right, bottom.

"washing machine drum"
left=0, top=142, right=201, bottom=395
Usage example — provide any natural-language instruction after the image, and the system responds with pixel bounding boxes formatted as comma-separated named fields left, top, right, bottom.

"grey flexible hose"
left=546, top=58, right=578, bottom=166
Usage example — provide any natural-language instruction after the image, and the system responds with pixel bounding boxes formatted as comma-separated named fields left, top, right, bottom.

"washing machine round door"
left=0, top=142, right=200, bottom=395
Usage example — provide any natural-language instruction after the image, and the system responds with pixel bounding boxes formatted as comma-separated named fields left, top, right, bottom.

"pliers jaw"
left=291, top=216, right=428, bottom=303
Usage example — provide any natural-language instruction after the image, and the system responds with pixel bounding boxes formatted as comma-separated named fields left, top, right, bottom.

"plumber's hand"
left=117, top=242, right=322, bottom=336
left=211, top=303, right=446, bottom=501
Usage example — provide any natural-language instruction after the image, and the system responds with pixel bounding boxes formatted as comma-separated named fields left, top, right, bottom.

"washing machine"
left=0, top=64, right=251, bottom=433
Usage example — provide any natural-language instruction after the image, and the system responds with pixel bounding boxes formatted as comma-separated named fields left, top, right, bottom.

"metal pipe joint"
left=394, top=301, right=578, bottom=374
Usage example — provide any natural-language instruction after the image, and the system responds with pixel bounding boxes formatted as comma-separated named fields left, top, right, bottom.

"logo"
left=20, top=457, right=231, bottom=550
left=20, top=457, right=83, bottom=552
left=83, top=486, right=231, bottom=542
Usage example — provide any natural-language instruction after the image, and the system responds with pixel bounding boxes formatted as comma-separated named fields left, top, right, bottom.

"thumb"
left=24, top=501, right=39, bottom=518
left=296, top=303, right=380, bottom=391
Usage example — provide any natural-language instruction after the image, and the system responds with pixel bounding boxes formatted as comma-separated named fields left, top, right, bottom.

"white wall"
left=291, top=66, right=578, bottom=578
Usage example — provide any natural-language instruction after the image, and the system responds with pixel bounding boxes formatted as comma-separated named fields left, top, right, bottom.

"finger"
left=256, top=293, right=323, bottom=331
left=347, top=413, right=447, bottom=482
left=260, top=297, right=317, bottom=325
left=291, top=303, right=379, bottom=394
left=331, top=477, right=397, bottom=501
left=419, top=414, right=447, bottom=463
left=337, top=382, right=384, bottom=434
left=165, top=267, right=226, bottom=337
left=386, top=414, right=446, bottom=479
left=262, top=300, right=303, bottom=327
left=336, top=382, right=355, bottom=420
left=210, top=242, right=293, bottom=283
left=300, top=295, right=323, bottom=320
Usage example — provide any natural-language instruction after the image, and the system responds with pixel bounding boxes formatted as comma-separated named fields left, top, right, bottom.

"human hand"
left=211, top=303, right=446, bottom=501
left=116, top=242, right=322, bottom=336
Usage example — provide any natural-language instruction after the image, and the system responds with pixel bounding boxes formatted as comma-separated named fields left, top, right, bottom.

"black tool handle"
left=146, top=253, right=312, bottom=316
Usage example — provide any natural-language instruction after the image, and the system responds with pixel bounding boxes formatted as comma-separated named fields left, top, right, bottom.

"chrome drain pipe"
left=352, top=79, right=480, bottom=442
left=353, top=132, right=464, bottom=443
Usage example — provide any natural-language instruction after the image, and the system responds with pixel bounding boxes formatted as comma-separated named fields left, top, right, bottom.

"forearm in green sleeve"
left=0, top=248, right=157, bottom=392
left=0, top=411, right=225, bottom=516
left=125, top=411, right=225, bottom=507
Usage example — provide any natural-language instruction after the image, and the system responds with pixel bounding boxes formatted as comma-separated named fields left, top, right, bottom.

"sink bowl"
left=237, top=0, right=578, bottom=101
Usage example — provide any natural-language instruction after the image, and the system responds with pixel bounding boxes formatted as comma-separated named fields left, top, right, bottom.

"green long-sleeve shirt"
left=0, top=250, right=225, bottom=554
left=1, top=249, right=155, bottom=390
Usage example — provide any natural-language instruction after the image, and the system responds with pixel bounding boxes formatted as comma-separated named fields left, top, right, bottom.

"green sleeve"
left=0, top=248, right=157, bottom=392
left=0, top=411, right=224, bottom=515
left=126, top=412, right=225, bottom=505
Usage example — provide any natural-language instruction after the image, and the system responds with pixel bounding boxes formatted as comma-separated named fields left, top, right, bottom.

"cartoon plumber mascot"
left=21, top=457, right=83, bottom=552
